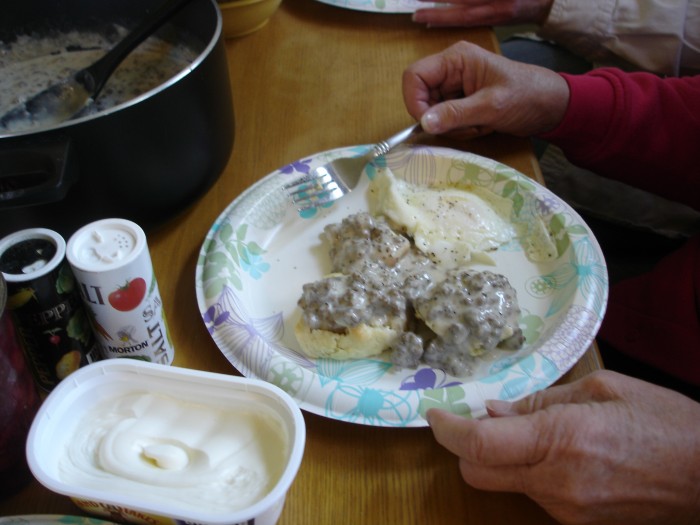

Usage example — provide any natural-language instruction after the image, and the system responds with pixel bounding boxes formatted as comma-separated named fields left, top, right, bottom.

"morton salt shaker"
left=66, top=218, right=174, bottom=365
left=0, top=228, right=100, bottom=391
left=0, top=273, right=41, bottom=497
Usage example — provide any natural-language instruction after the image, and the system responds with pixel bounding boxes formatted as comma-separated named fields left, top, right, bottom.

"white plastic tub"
left=26, top=359, right=306, bottom=525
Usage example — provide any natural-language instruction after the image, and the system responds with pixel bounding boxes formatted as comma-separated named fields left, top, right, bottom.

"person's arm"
left=539, top=0, right=700, bottom=75
left=540, top=69, right=700, bottom=211
left=402, top=42, right=700, bottom=211
left=412, top=0, right=699, bottom=76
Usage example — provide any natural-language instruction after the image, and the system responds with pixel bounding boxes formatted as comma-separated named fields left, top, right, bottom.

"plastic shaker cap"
left=66, top=218, right=147, bottom=273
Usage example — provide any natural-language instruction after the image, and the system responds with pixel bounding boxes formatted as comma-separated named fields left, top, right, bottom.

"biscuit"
left=294, top=316, right=399, bottom=360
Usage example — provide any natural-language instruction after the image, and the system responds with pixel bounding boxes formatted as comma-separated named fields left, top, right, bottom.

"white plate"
left=314, top=0, right=422, bottom=14
left=0, top=517, right=117, bottom=525
left=196, top=145, right=608, bottom=427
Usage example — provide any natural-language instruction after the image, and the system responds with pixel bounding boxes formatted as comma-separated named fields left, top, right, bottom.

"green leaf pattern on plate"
left=418, top=386, right=471, bottom=419
left=200, top=222, right=269, bottom=299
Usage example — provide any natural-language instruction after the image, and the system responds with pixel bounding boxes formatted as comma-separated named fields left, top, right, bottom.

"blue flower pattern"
left=481, top=354, right=560, bottom=400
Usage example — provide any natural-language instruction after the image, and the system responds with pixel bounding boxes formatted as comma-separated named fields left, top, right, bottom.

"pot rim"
left=0, top=0, right=223, bottom=139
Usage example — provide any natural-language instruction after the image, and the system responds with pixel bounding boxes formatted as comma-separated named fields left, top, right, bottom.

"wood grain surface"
left=0, top=0, right=601, bottom=522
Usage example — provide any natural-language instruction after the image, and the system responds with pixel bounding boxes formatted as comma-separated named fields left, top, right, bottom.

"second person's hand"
left=412, top=0, right=554, bottom=28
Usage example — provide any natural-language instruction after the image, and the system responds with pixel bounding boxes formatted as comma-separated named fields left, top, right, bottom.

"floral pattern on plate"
left=196, top=145, right=608, bottom=427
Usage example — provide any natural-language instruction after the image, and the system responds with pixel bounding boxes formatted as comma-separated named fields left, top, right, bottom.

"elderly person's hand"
left=402, top=41, right=568, bottom=138
left=427, top=370, right=700, bottom=525
left=412, top=0, right=553, bottom=27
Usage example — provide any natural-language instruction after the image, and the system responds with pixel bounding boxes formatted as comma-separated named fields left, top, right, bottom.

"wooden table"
left=0, top=0, right=602, bottom=521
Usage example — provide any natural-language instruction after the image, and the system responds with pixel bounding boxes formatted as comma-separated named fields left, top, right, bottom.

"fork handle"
left=372, top=123, right=421, bottom=158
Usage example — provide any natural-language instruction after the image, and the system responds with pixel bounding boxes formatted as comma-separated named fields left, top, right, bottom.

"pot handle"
left=0, top=135, right=78, bottom=209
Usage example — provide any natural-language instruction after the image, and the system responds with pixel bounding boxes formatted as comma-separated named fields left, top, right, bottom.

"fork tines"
left=284, top=167, right=347, bottom=211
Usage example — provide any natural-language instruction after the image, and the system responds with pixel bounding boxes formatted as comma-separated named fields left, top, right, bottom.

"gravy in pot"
left=0, top=28, right=197, bottom=123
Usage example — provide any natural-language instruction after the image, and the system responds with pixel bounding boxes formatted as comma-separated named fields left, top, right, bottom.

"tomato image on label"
left=108, top=277, right=147, bottom=312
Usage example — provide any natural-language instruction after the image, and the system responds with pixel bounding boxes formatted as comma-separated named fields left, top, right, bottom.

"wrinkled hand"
left=412, top=0, right=553, bottom=28
left=402, top=41, right=569, bottom=138
left=427, top=370, right=700, bottom=525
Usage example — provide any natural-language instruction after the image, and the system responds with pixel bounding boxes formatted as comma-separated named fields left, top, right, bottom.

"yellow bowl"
left=218, top=0, right=283, bottom=38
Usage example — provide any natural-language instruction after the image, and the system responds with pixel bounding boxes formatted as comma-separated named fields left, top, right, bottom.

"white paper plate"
left=196, top=145, right=608, bottom=427
left=0, top=517, right=117, bottom=525
left=314, top=0, right=422, bottom=13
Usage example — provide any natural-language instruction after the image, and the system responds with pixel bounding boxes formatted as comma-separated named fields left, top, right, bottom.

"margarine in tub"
left=26, top=359, right=306, bottom=525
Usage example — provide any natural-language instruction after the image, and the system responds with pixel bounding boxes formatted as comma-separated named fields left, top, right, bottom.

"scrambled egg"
left=368, top=169, right=517, bottom=267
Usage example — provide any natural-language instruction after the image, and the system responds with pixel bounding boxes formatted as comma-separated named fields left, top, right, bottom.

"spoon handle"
left=76, top=0, right=195, bottom=98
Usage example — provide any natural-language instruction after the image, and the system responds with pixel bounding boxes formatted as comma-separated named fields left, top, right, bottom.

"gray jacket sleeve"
left=538, top=0, right=700, bottom=75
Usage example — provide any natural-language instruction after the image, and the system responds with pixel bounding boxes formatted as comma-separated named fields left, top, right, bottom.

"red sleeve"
left=539, top=69, right=700, bottom=212
left=540, top=69, right=700, bottom=388
left=598, top=234, right=700, bottom=388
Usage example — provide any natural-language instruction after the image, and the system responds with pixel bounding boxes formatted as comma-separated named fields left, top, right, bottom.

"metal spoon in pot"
left=0, top=0, right=195, bottom=134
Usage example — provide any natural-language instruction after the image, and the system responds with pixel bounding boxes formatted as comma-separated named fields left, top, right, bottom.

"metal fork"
left=284, top=123, right=420, bottom=211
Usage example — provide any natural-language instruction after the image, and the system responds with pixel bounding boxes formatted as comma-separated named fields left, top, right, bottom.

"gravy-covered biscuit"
left=294, top=202, right=525, bottom=376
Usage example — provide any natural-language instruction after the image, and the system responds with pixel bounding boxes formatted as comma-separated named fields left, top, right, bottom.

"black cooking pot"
left=0, top=0, right=234, bottom=238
